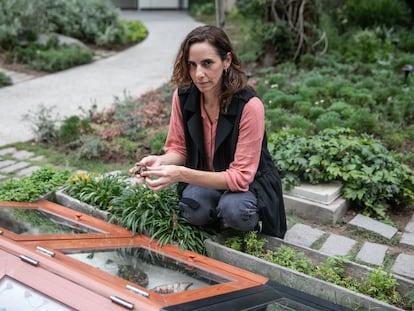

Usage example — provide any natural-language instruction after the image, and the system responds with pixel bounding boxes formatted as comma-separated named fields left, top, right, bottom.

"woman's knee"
left=179, top=185, right=221, bottom=226
left=217, top=191, right=259, bottom=231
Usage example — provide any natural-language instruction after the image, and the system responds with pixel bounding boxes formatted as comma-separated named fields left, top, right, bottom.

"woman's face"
left=187, top=41, right=231, bottom=96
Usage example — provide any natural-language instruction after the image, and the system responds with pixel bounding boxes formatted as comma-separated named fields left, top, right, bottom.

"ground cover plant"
left=0, top=167, right=71, bottom=202
left=66, top=171, right=211, bottom=254
left=224, top=231, right=414, bottom=309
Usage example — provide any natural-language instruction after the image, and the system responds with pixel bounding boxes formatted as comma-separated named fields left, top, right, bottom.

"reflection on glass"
left=65, top=247, right=230, bottom=294
left=265, top=297, right=324, bottom=311
left=0, top=208, right=102, bottom=235
left=0, top=276, right=71, bottom=310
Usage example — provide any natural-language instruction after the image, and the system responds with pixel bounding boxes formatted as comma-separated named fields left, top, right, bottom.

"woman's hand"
left=140, top=165, right=181, bottom=191
left=129, top=155, right=162, bottom=179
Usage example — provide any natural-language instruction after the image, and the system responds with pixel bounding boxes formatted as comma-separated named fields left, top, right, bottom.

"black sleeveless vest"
left=177, top=85, right=287, bottom=238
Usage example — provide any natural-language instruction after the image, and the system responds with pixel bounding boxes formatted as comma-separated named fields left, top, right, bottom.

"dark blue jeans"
left=179, top=184, right=259, bottom=231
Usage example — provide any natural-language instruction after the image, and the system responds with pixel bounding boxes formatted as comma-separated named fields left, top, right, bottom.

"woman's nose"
left=195, top=66, right=205, bottom=78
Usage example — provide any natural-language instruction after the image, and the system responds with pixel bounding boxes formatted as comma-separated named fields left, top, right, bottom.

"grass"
left=8, top=142, right=132, bottom=175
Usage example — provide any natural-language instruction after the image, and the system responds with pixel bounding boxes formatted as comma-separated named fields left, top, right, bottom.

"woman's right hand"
left=138, top=155, right=163, bottom=167
left=129, top=155, right=162, bottom=176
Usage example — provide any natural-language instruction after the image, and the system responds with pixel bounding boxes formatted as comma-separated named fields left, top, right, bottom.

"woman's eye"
left=202, top=60, right=213, bottom=67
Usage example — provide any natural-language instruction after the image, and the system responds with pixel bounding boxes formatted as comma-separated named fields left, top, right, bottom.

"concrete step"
left=283, top=182, right=349, bottom=225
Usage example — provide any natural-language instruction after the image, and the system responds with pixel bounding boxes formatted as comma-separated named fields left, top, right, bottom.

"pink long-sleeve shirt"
left=164, top=89, right=265, bottom=192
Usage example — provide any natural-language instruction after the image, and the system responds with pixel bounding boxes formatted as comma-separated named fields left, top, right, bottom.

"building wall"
left=111, top=0, right=189, bottom=10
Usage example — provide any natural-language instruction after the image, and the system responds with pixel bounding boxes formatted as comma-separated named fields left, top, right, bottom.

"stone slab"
left=15, top=165, right=41, bottom=177
left=356, top=242, right=388, bottom=266
left=283, top=224, right=325, bottom=248
left=0, top=161, right=30, bottom=173
left=12, top=150, right=35, bottom=160
left=319, top=234, right=357, bottom=257
left=392, top=253, right=414, bottom=280
left=0, top=160, right=15, bottom=169
left=404, top=216, right=414, bottom=233
left=285, top=182, right=343, bottom=204
left=400, top=232, right=414, bottom=248
left=348, top=214, right=398, bottom=239
left=283, top=194, right=349, bottom=225
left=0, top=147, right=16, bottom=156
left=31, top=155, right=45, bottom=162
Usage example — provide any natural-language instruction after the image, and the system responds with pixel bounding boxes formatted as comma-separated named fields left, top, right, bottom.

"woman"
left=131, top=25, right=286, bottom=238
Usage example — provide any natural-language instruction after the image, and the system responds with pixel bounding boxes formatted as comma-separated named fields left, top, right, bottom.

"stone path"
left=284, top=215, right=414, bottom=281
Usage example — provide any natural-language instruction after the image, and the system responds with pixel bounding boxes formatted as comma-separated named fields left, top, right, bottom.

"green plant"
left=0, top=72, right=12, bottom=88
left=149, top=129, right=167, bottom=154
left=22, top=104, right=60, bottom=144
left=268, top=128, right=414, bottom=217
left=0, top=167, right=71, bottom=202
left=109, top=184, right=211, bottom=254
left=74, top=135, right=105, bottom=160
left=225, top=232, right=409, bottom=308
left=121, top=19, right=148, bottom=43
left=359, top=267, right=403, bottom=305
left=45, top=0, right=127, bottom=46
left=65, top=173, right=210, bottom=254
left=59, top=115, right=92, bottom=144
left=340, top=0, right=412, bottom=29
left=0, top=0, right=48, bottom=49
left=30, top=45, right=94, bottom=72
left=66, top=172, right=127, bottom=211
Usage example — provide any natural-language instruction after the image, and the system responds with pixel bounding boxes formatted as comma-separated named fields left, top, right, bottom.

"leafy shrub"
left=46, top=0, right=126, bottom=46
left=0, top=167, right=71, bottom=202
left=0, top=72, right=12, bottom=87
left=0, top=0, right=47, bottom=49
left=344, top=108, right=379, bottom=134
left=315, top=111, right=343, bottom=131
left=30, top=45, right=94, bottom=72
left=74, top=135, right=104, bottom=160
left=340, top=0, right=412, bottom=29
left=269, top=128, right=414, bottom=217
left=22, top=104, right=60, bottom=144
left=121, top=20, right=148, bottom=43
left=59, top=115, right=92, bottom=144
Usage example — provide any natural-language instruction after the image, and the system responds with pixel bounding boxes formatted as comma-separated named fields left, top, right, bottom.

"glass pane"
left=65, top=247, right=230, bottom=294
left=265, top=297, right=324, bottom=311
left=0, top=276, right=71, bottom=310
left=0, top=208, right=101, bottom=235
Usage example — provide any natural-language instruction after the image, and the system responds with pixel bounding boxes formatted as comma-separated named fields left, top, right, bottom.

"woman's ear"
left=224, top=52, right=232, bottom=68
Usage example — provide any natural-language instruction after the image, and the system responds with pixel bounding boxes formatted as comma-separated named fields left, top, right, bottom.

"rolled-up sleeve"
left=224, top=97, right=265, bottom=192
left=164, top=89, right=187, bottom=159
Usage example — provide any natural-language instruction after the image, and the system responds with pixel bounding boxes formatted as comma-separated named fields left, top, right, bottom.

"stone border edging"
left=205, top=238, right=405, bottom=311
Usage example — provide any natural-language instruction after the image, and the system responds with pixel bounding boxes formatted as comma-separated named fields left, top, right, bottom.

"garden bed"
left=205, top=235, right=414, bottom=311
left=52, top=187, right=111, bottom=221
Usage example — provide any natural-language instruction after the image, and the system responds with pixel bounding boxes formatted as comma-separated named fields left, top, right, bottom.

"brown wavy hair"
left=171, top=25, right=247, bottom=112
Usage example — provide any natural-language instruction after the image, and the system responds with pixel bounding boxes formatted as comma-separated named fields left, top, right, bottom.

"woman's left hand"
left=140, top=165, right=180, bottom=191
